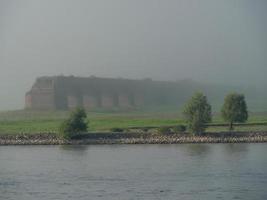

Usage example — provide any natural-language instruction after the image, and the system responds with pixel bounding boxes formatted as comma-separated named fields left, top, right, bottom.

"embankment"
left=0, top=132, right=267, bottom=145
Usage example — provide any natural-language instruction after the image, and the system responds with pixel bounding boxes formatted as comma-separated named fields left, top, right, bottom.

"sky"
left=0, top=0, right=267, bottom=110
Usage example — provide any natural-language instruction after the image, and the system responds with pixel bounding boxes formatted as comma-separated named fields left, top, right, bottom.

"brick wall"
left=101, top=93, right=114, bottom=108
left=25, top=93, right=32, bottom=109
left=30, top=91, right=55, bottom=109
left=26, top=76, right=151, bottom=110
left=118, top=94, right=131, bottom=108
left=67, top=95, right=79, bottom=109
left=83, top=95, right=98, bottom=110
left=134, top=93, right=144, bottom=107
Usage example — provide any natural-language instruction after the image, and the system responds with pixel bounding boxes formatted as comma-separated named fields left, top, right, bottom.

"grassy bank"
left=0, top=110, right=267, bottom=134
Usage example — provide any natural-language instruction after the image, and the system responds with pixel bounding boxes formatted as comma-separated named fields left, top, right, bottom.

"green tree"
left=183, top=92, right=212, bottom=135
left=59, top=107, right=88, bottom=139
left=221, top=93, right=248, bottom=130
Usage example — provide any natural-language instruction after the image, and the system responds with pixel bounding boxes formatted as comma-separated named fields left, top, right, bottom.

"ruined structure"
left=25, top=76, right=192, bottom=110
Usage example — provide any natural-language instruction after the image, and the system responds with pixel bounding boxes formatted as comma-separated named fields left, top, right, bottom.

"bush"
left=157, top=127, right=172, bottom=135
left=110, top=127, right=124, bottom=132
left=172, top=125, right=186, bottom=134
left=59, top=108, right=88, bottom=139
left=141, top=127, right=149, bottom=132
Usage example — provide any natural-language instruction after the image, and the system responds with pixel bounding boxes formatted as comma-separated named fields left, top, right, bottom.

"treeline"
left=183, top=92, right=248, bottom=135
left=58, top=92, right=249, bottom=139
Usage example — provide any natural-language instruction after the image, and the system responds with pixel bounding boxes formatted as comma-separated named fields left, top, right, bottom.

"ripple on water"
left=0, top=144, right=266, bottom=200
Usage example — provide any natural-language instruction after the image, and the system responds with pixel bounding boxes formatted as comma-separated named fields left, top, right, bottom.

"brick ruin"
left=25, top=76, right=189, bottom=110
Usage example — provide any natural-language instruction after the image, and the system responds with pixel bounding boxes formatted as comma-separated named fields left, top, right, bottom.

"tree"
left=59, top=107, right=88, bottom=139
left=221, top=93, right=248, bottom=130
left=183, top=92, right=212, bottom=135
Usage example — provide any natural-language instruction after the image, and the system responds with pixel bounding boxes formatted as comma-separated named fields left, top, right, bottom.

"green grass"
left=0, top=110, right=266, bottom=134
left=0, top=110, right=183, bottom=134
left=206, top=125, right=267, bottom=133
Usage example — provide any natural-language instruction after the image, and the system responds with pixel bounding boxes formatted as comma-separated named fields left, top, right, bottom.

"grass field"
left=0, top=110, right=266, bottom=134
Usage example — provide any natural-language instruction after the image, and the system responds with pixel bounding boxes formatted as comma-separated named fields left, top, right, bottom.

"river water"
left=0, top=144, right=266, bottom=200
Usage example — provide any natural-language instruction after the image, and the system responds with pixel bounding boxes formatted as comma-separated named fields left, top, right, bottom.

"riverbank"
left=1, top=110, right=267, bottom=135
left=0, top=132, right=267, bottom=145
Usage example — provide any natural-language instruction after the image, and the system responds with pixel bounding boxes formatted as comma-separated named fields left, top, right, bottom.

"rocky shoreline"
left=0, top=132, right=267, bottom=145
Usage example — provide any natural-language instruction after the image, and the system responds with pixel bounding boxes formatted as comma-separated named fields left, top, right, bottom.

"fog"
left=0, top=0, right=266, bottom=110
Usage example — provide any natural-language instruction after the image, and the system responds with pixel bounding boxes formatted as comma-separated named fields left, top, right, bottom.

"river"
left=0, top=144, right=266, bottom=200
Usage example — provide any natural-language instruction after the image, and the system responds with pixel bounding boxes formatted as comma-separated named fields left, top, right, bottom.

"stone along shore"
left=0, top=132, right=267, bottom=145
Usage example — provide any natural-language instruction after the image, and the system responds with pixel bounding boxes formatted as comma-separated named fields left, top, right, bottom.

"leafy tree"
left=221, top=93, right=248, bottom=130
left=59, top=107, right=88, bottom=139
left=183, top=92, right=212, bottom=135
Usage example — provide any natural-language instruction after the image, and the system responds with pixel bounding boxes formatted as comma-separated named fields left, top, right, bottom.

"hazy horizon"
left=1, top=0, right=266, bottom=110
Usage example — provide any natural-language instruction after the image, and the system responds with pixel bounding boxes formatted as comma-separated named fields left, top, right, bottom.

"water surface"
left=0, top=144, right=266, bottom=200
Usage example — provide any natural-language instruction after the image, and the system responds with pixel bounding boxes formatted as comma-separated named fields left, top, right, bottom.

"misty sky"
left=0, top=0, right=267, bottom=110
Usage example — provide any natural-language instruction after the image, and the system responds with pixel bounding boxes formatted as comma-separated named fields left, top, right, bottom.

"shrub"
left=172, top=125, right=186, bottom=134
left=141, top=127, right=149, bottom=132
left=157, top=127, right=172, bottom=135
left=110, top=127, right=124, bottom=132
left=59, top=108, right=88, bottom=139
